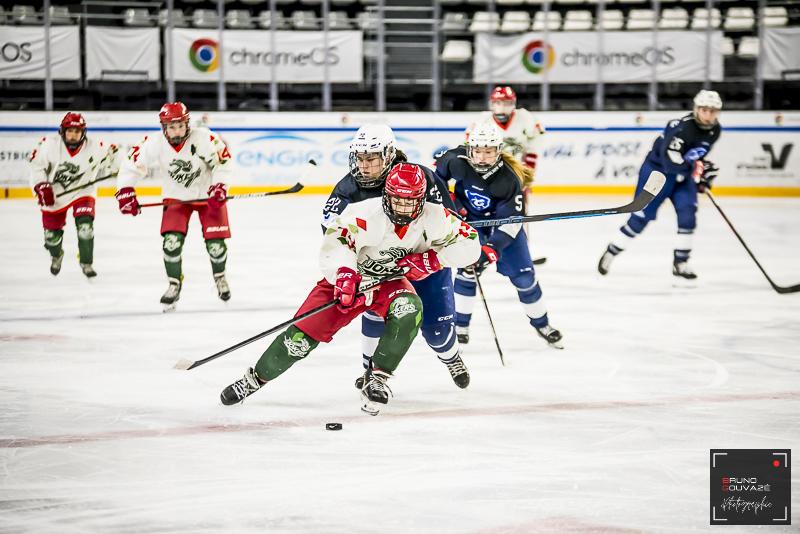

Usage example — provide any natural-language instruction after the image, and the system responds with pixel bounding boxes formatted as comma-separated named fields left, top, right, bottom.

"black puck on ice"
left=325, top=423, right=343, bottom=431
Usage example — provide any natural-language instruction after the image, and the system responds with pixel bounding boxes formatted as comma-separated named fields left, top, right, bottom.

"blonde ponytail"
left=501, top=153, right=534, bottom=189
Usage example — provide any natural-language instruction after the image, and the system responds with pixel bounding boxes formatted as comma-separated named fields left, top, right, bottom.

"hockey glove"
left=468, top=244, right=499, bottom=277
left=523, top=152, right=538, bottom=171
left=693, top=160, right=719, bottom=193
left=33, top=182, right=55, bottom=207
left=115, top=187, right=140, bottom=216
left=207, top=183, right=228, bottom=210
left=334, top=267, right=364, bottom=311
left=397, top=250, right=442, bottom=281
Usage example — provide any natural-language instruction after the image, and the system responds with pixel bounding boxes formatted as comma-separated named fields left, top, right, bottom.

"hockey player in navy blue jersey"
left=598, top=90, right=722, bottom=279
left=322, top=124, right=472, bottom=389
left=436, top=120, right=563, bottom=349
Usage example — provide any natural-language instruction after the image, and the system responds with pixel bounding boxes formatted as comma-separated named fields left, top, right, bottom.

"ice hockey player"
left=220, top=163, right=481, bottom=415
left=597, top=90, right=722, bottom=280
left=323, top=124, right=472, bottom=389
left=115, top=102, right=233, bottom=310
left=29, top=112, right=119, bottom=278
left=437, top=120, right=563, bottom=349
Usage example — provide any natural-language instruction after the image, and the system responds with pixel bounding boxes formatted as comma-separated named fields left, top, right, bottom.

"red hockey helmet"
left=59, top=112, right=86, bottom=149
left=159, top=102, right=190, bottom=145
left=490, top=86, right=517, bottom=124
left=383, top=163, right=427, bottom=225
left=490, top=86, right=516, bottom=103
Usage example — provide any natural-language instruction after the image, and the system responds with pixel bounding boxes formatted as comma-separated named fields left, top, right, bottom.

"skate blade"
left=360, top=398, right=382, bottom=416
left=548, top=340, right=565, bottom=350
left=162, top=303, right=178, bottom=313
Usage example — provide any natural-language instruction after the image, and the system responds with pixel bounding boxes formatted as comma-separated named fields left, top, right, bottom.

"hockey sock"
left=75, top=215, right=94, bottom=264
left=43, top=228, right=64, bottom=258
left=421, top=323, right=459, bottom=362
left=454, top=269, right=477, bottom=327
left=674, top=228, right=694, bottom=263
left=372, top=293, right=422, bottom=374
left=361, top=312, right=384, bottom=370
left=609, top=223, right=640, bottom=254
left=205, top=238, right=227, bottom=275
left=254, top=326, right=320, bottom=381
left=162, top=232, right=185, bottom=280
left=511, top=273, right=549, bottom=329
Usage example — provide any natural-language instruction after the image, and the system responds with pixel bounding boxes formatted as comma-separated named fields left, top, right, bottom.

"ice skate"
left=80, top=263, right=97, bottom=278
left=536, top=325, right=564, bottom=349
left=597, top=245, right=619, bottom=275
left=50, top=250, right=64, bottom=276
left=672, top=260, right=697, bottom=280
left=441, top=353, right=470, bottom=389
left=160, top=277, right=182, bottom=312
left=220, top=367, right=264, bottom=405
left=214, top=272, right=231, bottom=302
left=360, top=369, right=392, bottom=416
left=354, top=369, right=369, bottom=390
left=456, top=325, right=470, bottom=345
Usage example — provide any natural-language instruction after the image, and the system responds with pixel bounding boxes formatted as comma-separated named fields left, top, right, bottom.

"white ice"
left=1, top=195, right=798, bottom=534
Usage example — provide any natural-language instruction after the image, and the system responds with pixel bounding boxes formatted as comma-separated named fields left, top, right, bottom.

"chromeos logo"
left=189, top=38, right=218, bottom=72
left=522, top=40, right=555, bottom=74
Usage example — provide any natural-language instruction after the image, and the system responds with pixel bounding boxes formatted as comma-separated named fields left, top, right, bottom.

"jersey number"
left=515, top=194, right=523, bottom=213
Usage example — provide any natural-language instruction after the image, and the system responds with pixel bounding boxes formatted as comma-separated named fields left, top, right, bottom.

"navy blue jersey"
left=645, top=113, right=721, bottom=177
left=322, top=162, right=454, bottom=228
left=435, top=146, right=524, bottom=250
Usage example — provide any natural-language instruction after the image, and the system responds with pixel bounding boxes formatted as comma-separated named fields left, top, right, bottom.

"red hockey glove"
left=334, top=267, right=364, bottom=311
left=207, top=183, right=228, bottom=210
left=468, top=244, right=498, bottom=277
left=397, top=250, right=442, bottom=281
left=693, top=160, right=718, bottom=193
left=33, top=182, right=55, bottom=207
left=115, top=187, right=140, bottom=216
left=523, top=152, right=538, bottom=170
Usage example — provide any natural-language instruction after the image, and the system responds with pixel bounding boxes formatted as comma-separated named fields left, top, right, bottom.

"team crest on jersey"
left=359, top=247, right=410, bottom=277
left=52, top=162, right=86, bottom=188
left=465, top=189, right=491, bottom=211
left=169, top=159, right=201, bottom=188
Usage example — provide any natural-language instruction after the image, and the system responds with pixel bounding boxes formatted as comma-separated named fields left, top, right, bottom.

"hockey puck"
left=325, top=423, right=343, bottom=431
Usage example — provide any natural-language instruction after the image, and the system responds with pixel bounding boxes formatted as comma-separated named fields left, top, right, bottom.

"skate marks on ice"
left=2, top=389, right=797, bottom=449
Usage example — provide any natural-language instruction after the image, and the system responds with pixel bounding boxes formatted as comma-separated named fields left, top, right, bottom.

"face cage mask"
left=490, top=101, right=515, bottom=124
left=162, top=121, right=190, bottom=146
left=467, top=145, right=502, bottom=176
left=349, top=147, right=395, bottom=189
left=382, top=193, right=426, bottom=226
left=60, top=128, right=86, bottom=151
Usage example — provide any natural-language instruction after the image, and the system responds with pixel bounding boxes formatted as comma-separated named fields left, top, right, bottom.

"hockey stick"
left=55, top=173, right=117, bottom=198
left=173, top=274, right=398, bottom=370
left=469, top=170, right=666, bottom=228
left=474, top=273, right=505, bottom=367
left=138, top=182, right=304, bottom=208
left=705, top=190, right=800, bottom=294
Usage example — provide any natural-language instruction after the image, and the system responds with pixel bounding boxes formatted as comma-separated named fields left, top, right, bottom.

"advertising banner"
left=85, top=27, right=160, bottom=81
left=474, top=31, right=724, bottom=84
left=0, top=25, right=80, bottom=80
left=170, top=29, right=362, bottom=83
left=762, top=27, right=800, bottom=80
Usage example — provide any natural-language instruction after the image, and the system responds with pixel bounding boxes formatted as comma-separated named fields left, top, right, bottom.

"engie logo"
left=522, top=40, right=555, bottom=74
left=189, top=39, right=218, bottom=72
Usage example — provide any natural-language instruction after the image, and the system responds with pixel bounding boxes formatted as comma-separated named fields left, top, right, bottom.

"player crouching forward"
left=29, top=112, right=119, bottom=278
left=220, top=163, right=481, bottom=415
left=115, top=102, right=234, bottom=310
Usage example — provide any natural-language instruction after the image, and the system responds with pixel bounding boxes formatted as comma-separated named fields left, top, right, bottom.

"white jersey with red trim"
left=468, top=108, right=545, bottom=161
left=117, top=127, right=233, bottom=201
left=320, top=198, right=481, bottom=287
left=28, top=134, right=119, bottom=212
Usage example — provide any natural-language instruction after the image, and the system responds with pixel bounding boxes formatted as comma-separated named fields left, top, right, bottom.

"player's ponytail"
left=500, top=153, right=534, bottom=189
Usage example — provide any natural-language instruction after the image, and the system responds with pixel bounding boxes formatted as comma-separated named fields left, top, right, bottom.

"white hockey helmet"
left=693, top=90, right=723, bottom=110
left=466, top=120, right=503, bottom=175
left=348, top=124, right=397, bottom=189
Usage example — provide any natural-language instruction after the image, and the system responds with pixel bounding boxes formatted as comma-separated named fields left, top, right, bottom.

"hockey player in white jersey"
left=29, top=112, right=119, bottom=278
left=220, top=163, right=481, bottom=415
left=115, top=102, right=234, bottom=309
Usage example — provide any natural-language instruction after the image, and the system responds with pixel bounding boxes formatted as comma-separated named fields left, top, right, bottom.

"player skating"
left=29, top=112, right=119, bottom=278
left=220, top=163, right=481, bottom=415
left=597, top=90, right=722, bottom=280
left=323, top=125, right=472, bottom=389
left=437, top=120, right=563, bottom=349
left=115, top=102, right=233, bottom=310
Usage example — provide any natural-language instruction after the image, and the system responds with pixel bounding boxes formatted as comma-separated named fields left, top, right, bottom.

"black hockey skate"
left=220, top=367, right=264, bottom=405
left=441, top=354, right=470, bottom=389
left=160, top=277, right=182, bottom=311
left=536, top=325, right=564, bottom=349
left=360, top=369, right=392, bottom=416
left=354, top=370, right=368, bottom=390
left=597, top=245, right=620, bottom=275
left=672, top=260, right=697, bottom=280
left=80, top=263, right=97, bottom=278
left=50, top=250, right=64, bottom=276
left=214, top=273, right=231, bottom=301
left=456, top=326, right=469, bottom=345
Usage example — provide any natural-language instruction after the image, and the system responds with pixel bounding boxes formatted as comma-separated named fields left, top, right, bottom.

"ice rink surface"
left=1, top=194, right=798, bottom=534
